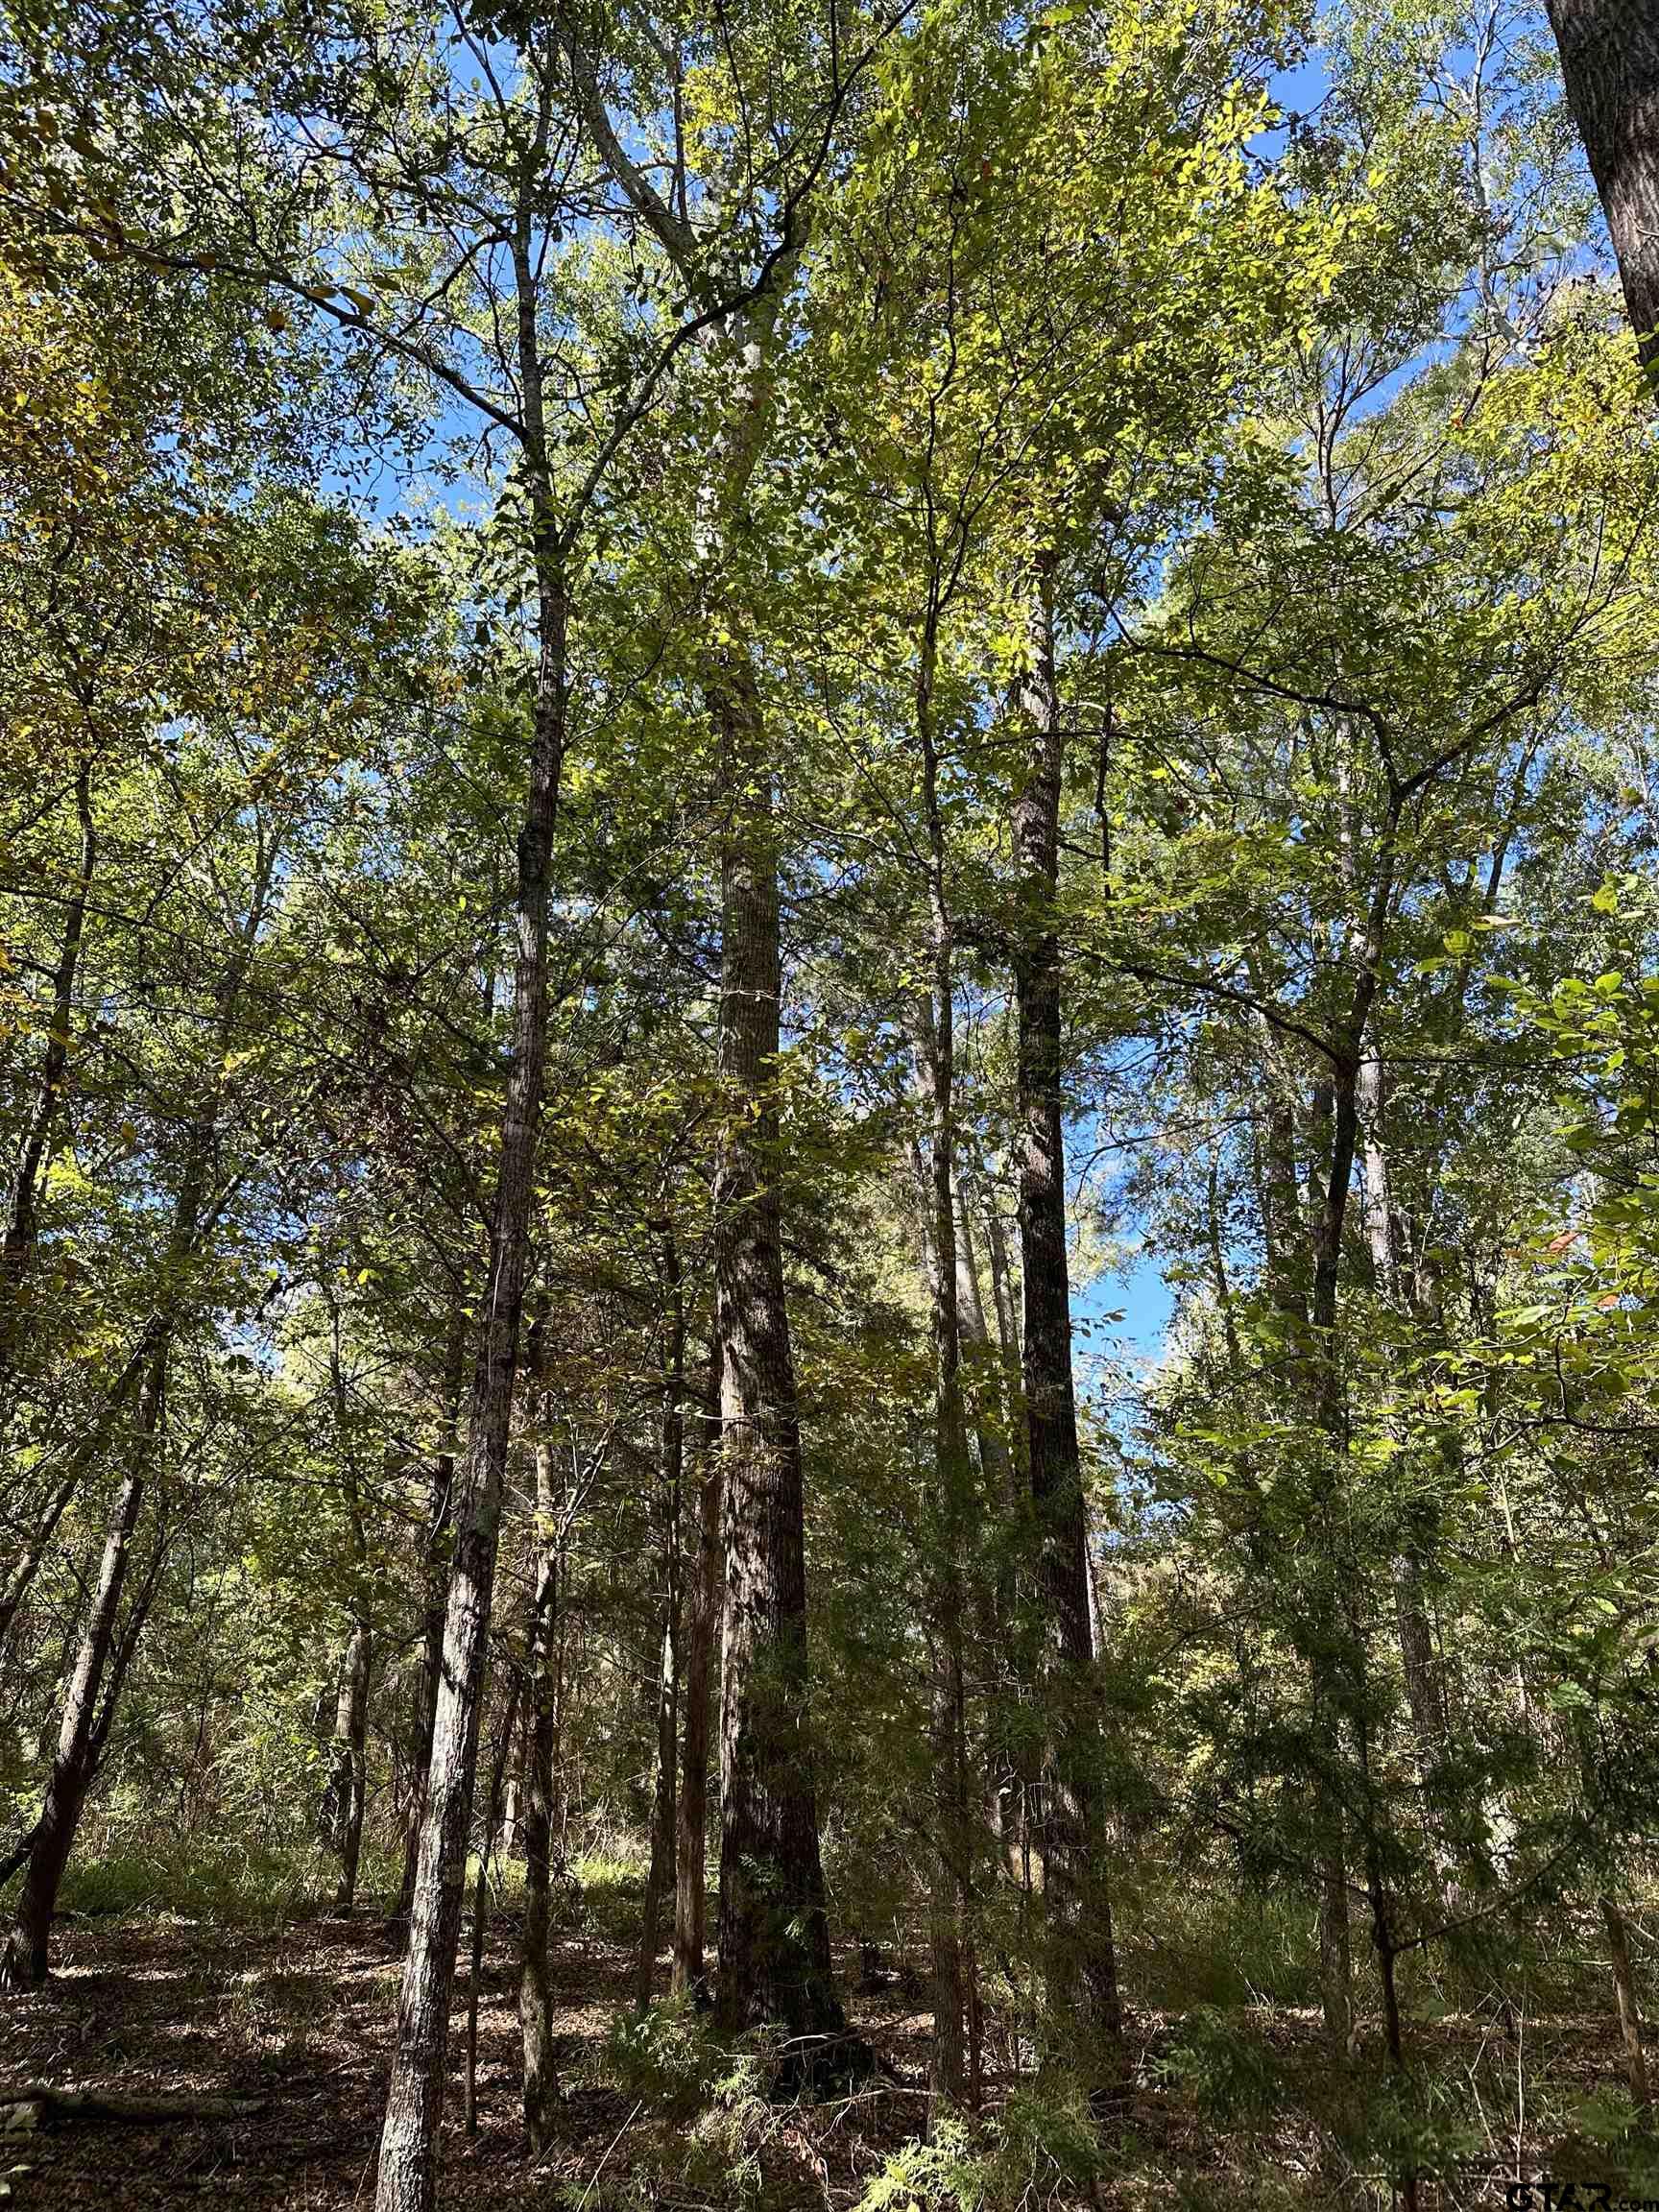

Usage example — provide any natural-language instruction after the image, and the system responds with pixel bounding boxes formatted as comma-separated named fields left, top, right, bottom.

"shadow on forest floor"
left=0, top=1907, right=1645, bottom=2211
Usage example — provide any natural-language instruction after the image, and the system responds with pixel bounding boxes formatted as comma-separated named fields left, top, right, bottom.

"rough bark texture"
left=710, top=643, right=840, bottom=2040
left=673, top=1360, right=722, bottom=1997
left=1011, top=572, right=1120, bottom=2052
left=1546, top=0, right=1659, bottom=373
left=636, top=1238, right=684, bottom=2008
left=374, top=247, right=565, bottom=2204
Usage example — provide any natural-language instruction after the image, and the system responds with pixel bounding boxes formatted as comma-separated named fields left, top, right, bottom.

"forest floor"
left=0, top=1902, right=1645, bottom=2212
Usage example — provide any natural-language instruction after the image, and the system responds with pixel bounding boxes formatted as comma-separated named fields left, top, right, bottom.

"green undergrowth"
left=55, top=1836, right=381, bottom=1927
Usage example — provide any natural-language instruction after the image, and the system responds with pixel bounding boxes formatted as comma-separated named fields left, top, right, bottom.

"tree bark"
left=467, top=1681, right=520, bottom=2140
left=324, top=1621, right=373, bottom=1914
left=636, top=1226, right=685, bottom=2008
left=709, top=641, right=841, bottom=2039
left=910, top=615, right=972, bottom=2117
left=519, top=1315, right=564, bottom=2151
left=323, top=1303, right=373, bottom=1915
left=394, top=1305, right=467, bottom=1937
left=1010, top=567, right=1120, bottom=2053
left=374, top=233, right=566, bottom=2212
left=1545, top=0, right=1659, bottom=374
left=673, top=1358, right=722, bottom=1998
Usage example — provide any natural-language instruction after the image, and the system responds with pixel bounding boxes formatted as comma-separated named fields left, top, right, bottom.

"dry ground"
left=0, top=1907, right=1644, bottom=2211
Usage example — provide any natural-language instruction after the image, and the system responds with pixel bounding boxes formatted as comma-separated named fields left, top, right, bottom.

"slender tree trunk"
left=519, top=1311, right=564, bottom=2151
left=375, top=251, right=566, bottom=2209
left=977, top=1173, right=1022, bottom=1382
left=636, top=1228, right=685, bottom=2008
left=0, top=1340, right=151, bottom=1648
left=673, top=1358, right=722, bottom=1998
left=466, top=1681, right=521, bottom=2140
left=636, top=1611, right=679, bottom=2006
left=325, top=1622, right=373, bottom=1913
left=1545, top=0, right=1659, bottom=374
left=1, top=824, right=274, bottom=1987
left=0, top=763, right=99, bottom=1633
left=953, top=1181, right=1015, bottom=1506
left=1, top=755, right=95, bottom=1378
left=1010, top=565, right=1120, bottom=2054
left=709, top=640, right=840, bottom=2040
left=324, top=1305, right=373, bottom=1914
left=395, top=1306, right=467, bottom=1937
left=911, top=619, right=972, bottom=2117
left=1601, top=1894, right=1651, bottom=2113
left=1, top=1339, right=164, bottom=1988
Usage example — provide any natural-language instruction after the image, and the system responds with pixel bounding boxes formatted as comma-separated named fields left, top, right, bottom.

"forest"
left=2, top=0, right=1658, bottom=2207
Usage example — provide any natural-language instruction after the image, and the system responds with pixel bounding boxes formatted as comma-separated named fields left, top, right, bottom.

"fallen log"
left=1, top=2086, right=268, bottom=2132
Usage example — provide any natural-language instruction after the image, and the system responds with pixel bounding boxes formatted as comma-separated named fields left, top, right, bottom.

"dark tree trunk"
left=709, top=643, right=840, bottom=2040
left=325, top=1622, right=373, bottom=1913
left=1545, top=0, right=1659, bottom=373
left=673, top=1359, right=722, bottom=1998
left=1, top=755, right=95, bottom=1377
left=1010, top=570, right=1121, bottom=2054
left=466, top=1682, right=520, bottom=2140
left=324, top=1305, right=373, bottom=1915
left=912, top=624, right=971, bottom=2117
left=374, top=252, right=566, bottom=2205
left=1, top=1341, right=164, bottom=1989
left=636, top=1226, right=684, bottom=2008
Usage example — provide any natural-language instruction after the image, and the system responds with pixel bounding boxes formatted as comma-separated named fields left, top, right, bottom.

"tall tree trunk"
left=0, top=1338, right=164, bottom=1988
left=324, top=1302, right=373, bottom=1914
left=375, top=244, right=566, bottom=2211
left=673, top=1358, right=722, bottom=1998
left=1010, top=567, right=1120, bottom=2053
left=910, top=616, right=972, bottom=2116
left=1, top=755, right=95, bottom=1378
left=1544, top=0, right=1659, bottom=374
left=952, top=1180, right=1014, bottom=1507
left=1356, top=1051, right=1462, bottom=1908
left=466, top=1680, right=521, bottom=2140
left=1, top=824, right=276, bottom=1987
left=709, top=641, right=841, bottom=2039
left=518, top=1364, right=564, bottom=2151
left=394, top=1305, right=468, bottom=1937
left=0, top=761, right=99, bottom=1628
left=636, top=1225, right=685, bottom=2008
left=325, top=1621, right=373, bottom=1914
